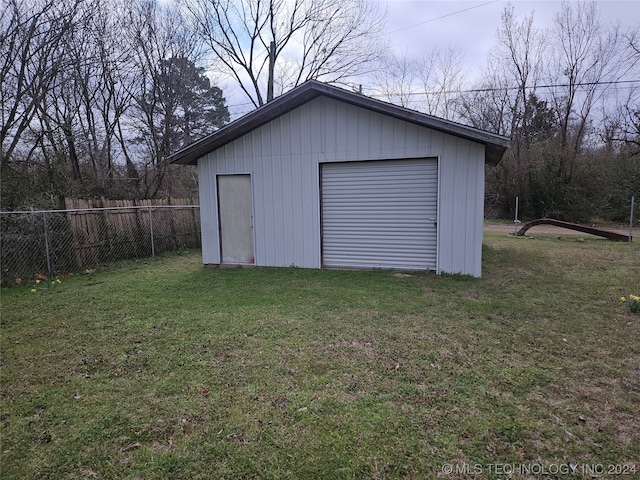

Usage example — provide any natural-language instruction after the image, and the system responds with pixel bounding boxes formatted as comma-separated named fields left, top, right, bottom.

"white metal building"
left=169, top=80, right=509, bottom=277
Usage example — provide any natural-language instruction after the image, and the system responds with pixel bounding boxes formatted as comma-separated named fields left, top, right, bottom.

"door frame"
left=319, top=158, right=439, bottom=270
left=216, top=173, right=255, bottom=265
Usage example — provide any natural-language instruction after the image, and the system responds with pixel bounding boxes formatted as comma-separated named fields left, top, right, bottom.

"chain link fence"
left=0, top=205, right=200, bottom=285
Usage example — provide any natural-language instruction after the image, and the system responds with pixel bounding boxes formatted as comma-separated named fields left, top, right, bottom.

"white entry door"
left=217, top=174, right=254, bottom=264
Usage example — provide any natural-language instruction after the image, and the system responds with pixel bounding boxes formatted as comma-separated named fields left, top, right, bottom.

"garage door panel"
left=324, top=213, right=436, bottom=220
left=323, top=228, right=434, bottom=236
left=321, top=158, right=438, bottom=270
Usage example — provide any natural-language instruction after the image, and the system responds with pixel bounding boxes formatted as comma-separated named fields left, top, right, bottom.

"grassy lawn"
left=1, top=233, right=639, bottom=479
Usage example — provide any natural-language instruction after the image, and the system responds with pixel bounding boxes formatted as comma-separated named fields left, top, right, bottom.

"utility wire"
left=223, top=79, right=640, bottom=114
left=388, top=0, right=500, bottom=34
left=365, top=79, right=640, bottom=97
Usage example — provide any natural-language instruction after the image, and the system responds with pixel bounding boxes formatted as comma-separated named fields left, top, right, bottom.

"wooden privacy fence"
left=0, top=199, right=200, bottom=284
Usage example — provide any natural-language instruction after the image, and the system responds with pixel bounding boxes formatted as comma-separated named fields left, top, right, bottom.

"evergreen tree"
left=154, top=56, right=229, bottom=154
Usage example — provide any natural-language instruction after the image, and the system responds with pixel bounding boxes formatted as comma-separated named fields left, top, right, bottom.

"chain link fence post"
left=42, top=211, right=52, bottom=275
left=630, top=196, right=635, bottom=244
left=149, top=206, right=155, bottom=257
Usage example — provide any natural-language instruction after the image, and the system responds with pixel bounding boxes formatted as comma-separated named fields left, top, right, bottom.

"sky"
left=223, top=0, right=640, bottom=117
left=383, top=0, right=639, bottom=79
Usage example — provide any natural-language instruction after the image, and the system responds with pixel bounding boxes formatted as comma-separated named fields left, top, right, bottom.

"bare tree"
left=455, top=72, right=514, bottom=136
left=600, top=89, right=640, bottom=155
left=124, top=0, right=231, bottom=198
left=35, top=0, right=137, bottom=187
left=180, top=0, right=386, bottom=108
left=454, top=6, right=546, bottom=140
left=627, top=26, right=640, bottom=57
left=490, top=5, right=546, bottom=142
left=0, top=0, right=81, bottom=172
left=371, top=48, right=465, bottom=120
left=0, top=0, right=232, bottom=205
left=547, top=0, right=635, bottom=181
left=73, top=1, right=134, bottom=185
left=372, top=52, right=418, bottom=108
left=459, top=6, right=549, bottom=218
left=417, top=48, right=466, bottom=120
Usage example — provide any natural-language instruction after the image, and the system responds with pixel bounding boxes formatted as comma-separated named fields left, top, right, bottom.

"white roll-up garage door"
left=321, top=158, right=438, bottom=270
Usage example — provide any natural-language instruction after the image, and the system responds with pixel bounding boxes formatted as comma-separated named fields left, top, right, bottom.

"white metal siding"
left=322, top=159, right=438, bottom=270
left=197, top=96, right=486, bottom=276
left=436, top=139, right=485, bottom=277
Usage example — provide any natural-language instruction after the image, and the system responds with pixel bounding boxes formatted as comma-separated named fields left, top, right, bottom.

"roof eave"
left=168, top=83, right=322, bottom=165
left=168, top=80, right=511, bottom=166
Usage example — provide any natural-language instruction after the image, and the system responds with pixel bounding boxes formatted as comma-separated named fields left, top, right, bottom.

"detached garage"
left=169, top=80, right=509, bottom=277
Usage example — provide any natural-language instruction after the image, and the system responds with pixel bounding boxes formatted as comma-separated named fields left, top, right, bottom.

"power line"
left=388, top=0, right=500, bottom=34
left=220, top=79, right=639, bottom=117
left=366, top=79, right=640, bottom=98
